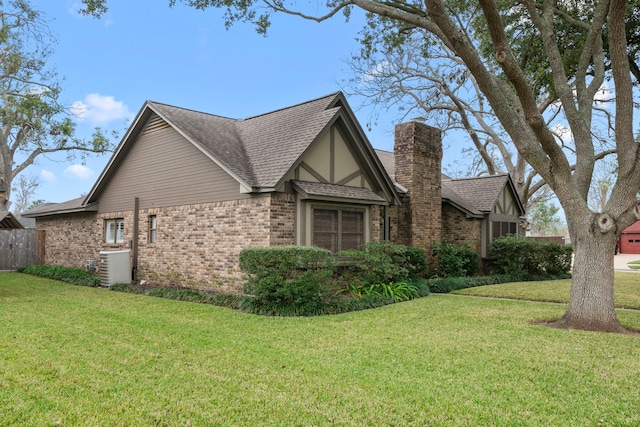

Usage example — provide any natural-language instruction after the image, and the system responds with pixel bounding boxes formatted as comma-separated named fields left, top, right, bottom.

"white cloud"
left=551, top=124, right=573, bottom=145
left=362, top=60, right=392, bottom=83
left=40, top=169, right=56, bottom=182
left=64, top=164, right=94, bottom=180
left=70, top=93, right=133, bottom=125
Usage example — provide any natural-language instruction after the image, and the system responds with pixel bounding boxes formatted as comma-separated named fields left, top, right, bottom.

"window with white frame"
left=312, top=208, right=364, bottom=252
left=104, top=218, right=124, bottom=244
left=149, top=215, right=157, bottom=243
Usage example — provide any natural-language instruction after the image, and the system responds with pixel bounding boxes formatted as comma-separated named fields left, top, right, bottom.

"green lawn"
left=454, top=272, right=640, bottom=310
left=2, top=272, right=640, bottom=426
left=628, top=260, right=640, bottom=270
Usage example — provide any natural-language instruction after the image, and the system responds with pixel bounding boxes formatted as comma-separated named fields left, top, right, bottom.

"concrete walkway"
left=614, top=253, right=640, bottom=272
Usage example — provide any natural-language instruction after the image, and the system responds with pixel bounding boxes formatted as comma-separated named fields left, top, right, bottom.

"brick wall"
left=36, top=193, right=297, bottom=294
left=269, top=193, right=295, bottom=246
left=37, top=213, right=103, bottom=270
left=441, top=203, right=482, bottom=255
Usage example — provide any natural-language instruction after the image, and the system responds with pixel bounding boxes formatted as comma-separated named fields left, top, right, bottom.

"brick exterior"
left=441, top=204, right=482, bottom=255
left=37, top=194, right=296, bottom=294
left=392, top=122, right=443, bottom=266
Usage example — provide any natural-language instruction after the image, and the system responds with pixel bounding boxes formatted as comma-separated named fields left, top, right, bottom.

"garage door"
left=621, top=233, right=640, bottom=254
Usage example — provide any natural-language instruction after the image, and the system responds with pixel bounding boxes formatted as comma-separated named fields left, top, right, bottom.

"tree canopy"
left=0, top=0, right=114, bottom=211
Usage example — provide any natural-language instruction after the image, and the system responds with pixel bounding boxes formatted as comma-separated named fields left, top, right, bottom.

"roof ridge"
left=242, top=92, right=341, bottom=121
left=448, top=173, right=509, bottom=182
left=147, top=100, right=238, bottom=121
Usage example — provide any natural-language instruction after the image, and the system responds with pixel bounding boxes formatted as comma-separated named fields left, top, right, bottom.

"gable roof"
left=30, top=92, right=397, bottom=216
left=374, top=149, right=524, bottom=217
left=0, top=211, right=24, bottom=229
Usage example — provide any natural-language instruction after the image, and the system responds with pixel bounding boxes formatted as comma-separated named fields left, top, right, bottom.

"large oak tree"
left=0, top=0, right=113, bottom=211
left=82, top=0, right=640, bottom=333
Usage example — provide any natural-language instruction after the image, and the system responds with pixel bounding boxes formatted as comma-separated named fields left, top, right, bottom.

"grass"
left=2, top=272, right=640, bottom=426
left=628, top=260, right=640, bottom=270
left=453, top=272, right=640, bottom=310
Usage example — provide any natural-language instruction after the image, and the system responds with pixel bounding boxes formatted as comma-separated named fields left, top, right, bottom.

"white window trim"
left=105, top=218, right=125, bottom=244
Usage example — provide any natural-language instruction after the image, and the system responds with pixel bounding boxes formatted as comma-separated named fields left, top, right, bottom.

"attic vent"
left=142, top=115, right=171, bottom=135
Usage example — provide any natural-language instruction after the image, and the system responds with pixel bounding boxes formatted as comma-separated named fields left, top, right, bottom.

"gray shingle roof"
left=442, top=174, right=510, bottom=212
left=374, top=148, right=509, bottom=215
left=291, top=180, right=387, bottom=204
left=149, top=93, right=340, bottom=189
left=21, top=197, right=97, bottom=218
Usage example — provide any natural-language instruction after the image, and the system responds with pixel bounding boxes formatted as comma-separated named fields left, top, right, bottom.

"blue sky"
left=17, top=0, right=420, bottom=205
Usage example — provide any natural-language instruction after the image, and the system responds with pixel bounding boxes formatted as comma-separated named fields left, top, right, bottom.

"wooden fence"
left=0, top=229, right=45, bottom=271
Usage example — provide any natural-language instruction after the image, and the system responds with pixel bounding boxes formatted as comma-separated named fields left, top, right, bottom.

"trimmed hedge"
left=427, top=273, right=572, bottom=293
left=339, top=242, right=427, bottom=285
left=490, top=236, right=572, bottom=278
left=21, top=264, right=100, bottom=287
left=239, top=246, right=336, bottom=316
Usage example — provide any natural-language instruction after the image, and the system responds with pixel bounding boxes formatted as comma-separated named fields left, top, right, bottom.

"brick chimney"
left=393, top=121, right=442, bottom=253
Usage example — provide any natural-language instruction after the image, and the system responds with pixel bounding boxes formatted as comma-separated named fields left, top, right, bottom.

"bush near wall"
left=339, top=242, right=427, bottom=285
left=431, top=239, right=480, bottom=278
left=20, top=265, right=100, bottom=287
left=489, top=236, right=573, bottom=279
left=239, top=246, right=336, bottom=316
left=239, top=243, right=429, bottom=316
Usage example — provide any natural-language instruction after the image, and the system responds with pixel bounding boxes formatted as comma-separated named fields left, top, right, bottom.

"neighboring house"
left=620, top=219, right=640, bottom=254
left=24, top=92, right=524, bottom=292
left=0, top=211, right=24, bottom=229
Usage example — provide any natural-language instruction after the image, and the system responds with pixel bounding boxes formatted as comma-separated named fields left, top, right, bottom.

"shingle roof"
left=374, top=148, right=509, bottom=216
left=291, top=180, right=388, bottom=204
left=148, top=102, right=255, bottom=185
left=148, top=93, right=340, bottom=189
left=21, top=197, right=97, bottom=218
left=442, top=174, right=510, bottom=212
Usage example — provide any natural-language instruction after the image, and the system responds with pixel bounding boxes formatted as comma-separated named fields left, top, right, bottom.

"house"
left=620, top=219, right=640, bottom=254
left=0, top=211, right=24, bottom=229
left=24, top=92, right=524, bottom=292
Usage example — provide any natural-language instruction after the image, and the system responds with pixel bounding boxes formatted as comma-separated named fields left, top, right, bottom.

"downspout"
left=132, top=197, right=139, bottom=281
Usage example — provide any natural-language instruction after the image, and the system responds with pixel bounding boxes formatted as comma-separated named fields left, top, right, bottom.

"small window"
left=149, top=215, right=157, bottom=243
left=492, top=221, right=518, bottom=240
left=105, top=218, right=124, bottom=244
left=312, top=208, right=364, bottom=252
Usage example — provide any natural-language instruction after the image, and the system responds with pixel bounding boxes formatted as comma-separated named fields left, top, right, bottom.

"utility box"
left=99, top=249, right=131, bottom=287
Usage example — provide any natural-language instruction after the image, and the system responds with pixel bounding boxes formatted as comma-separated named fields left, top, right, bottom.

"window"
left=312, top=208, right=364, bottom=252
left=492, top=221, right=518, bottom=240
left=105, top=218, right=124, bottom=244
left=149, top=215, right=157, bottom=243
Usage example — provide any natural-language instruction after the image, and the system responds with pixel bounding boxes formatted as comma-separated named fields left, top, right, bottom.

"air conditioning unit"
left=99, top=249, right=131, bottom=287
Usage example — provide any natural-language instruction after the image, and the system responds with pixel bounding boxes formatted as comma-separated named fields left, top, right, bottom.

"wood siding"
left=97, top=114, right=248, bottom=213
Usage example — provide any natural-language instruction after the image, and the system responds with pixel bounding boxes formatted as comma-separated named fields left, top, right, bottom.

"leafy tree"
left=81, top=0, right=640, bottom=333
left=0, top=0, right=114, bottom=211
left=527, top=201, right=564, bottom=236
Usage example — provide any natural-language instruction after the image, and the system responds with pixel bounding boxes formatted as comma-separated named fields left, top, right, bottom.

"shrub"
left=22, top=264, right=100, bottom=287
left=490, top=236, right=572, bottom=279
left=431, top=239, right=480, bottom=277
left=239, top=246, right=335, bottom=316
left=339, top=242, right=427, bottom=286
left=426, top=274, right=559, bottom=293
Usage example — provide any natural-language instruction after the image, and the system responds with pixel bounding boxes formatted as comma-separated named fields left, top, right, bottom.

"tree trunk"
left=549, top=228, right=626, bottom=333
